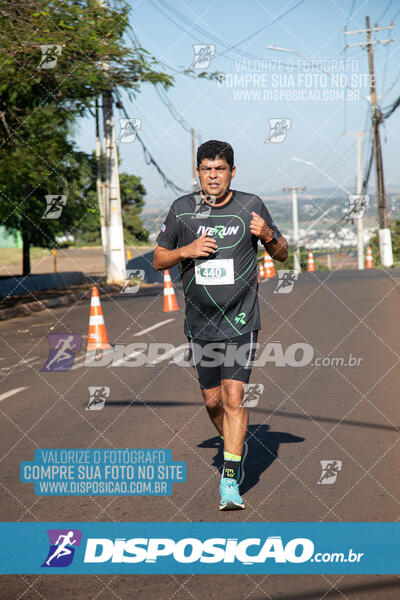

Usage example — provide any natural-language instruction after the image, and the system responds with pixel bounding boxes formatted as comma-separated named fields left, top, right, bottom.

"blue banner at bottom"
left=0, top=522, right=398, bottom=574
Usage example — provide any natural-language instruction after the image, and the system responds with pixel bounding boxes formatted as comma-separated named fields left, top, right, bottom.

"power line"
left=217, top=0, right=308, bottom=59
left=379, top=0, right=395, bottom=22
left=345, top=0, right=357, bottom=27
left=152, top=0, right=258, bottom=60
left=115, top=92, right=189, bottom=195
left=145, top=1, right=307, bottom=70
left=154, top=85, right=201, bottom=142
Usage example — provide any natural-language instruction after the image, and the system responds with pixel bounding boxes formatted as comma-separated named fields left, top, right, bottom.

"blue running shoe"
left=219, top=477, right=245, bottom=510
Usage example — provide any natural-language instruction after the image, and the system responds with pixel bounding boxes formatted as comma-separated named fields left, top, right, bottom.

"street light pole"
left=283, top=186, right=306, bottom=272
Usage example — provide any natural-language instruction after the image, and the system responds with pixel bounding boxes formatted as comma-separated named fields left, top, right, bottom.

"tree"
left=120, top=173, right=149, bottom=244
left=0, top=0, right=173, bottom=274
left=74, top=158, right=148, bottom=245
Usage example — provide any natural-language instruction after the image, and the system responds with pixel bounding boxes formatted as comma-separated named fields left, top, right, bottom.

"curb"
left=0, top=285, right=122, bottom=322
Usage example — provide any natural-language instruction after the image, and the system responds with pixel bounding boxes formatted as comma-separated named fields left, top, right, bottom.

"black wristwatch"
left=264, top=232, right=278, bottom=244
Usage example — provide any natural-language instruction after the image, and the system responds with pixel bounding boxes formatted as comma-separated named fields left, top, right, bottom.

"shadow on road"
left=198, top=424, right=304, bottom=494
left=99, top=400, right=201, bottom=407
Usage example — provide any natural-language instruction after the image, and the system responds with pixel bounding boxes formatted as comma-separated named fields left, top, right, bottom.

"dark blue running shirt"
left=155, top=190, right=282, bottom=341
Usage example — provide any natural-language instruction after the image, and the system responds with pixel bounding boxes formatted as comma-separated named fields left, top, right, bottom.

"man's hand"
left=250, top=211, right=274, bottom=243
left=182, top=231, right=218, bottom=259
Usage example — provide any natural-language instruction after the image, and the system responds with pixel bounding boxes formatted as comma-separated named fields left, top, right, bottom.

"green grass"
left=0, top=247, right=50, bottom=266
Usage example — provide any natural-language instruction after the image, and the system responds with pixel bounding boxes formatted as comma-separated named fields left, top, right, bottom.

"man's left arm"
left=250, top=210, right=288, bottom=262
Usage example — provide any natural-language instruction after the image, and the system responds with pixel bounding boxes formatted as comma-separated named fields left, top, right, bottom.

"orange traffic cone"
left=263, top=252, right=276, bottom=278
left=365, top=246, right=374, bottom=269
left=87, top=287, right=111, bottom=351
left=307, top=250, right=316, bottom=272
left=163, top=270, right=179, bottom=312
left=259, top=263, right=264, bottom=280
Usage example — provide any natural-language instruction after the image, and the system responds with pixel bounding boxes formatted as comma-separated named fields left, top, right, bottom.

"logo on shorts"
left=42, top=529, right=82, bottom=567
left=160, top=223, right=166, bottom=232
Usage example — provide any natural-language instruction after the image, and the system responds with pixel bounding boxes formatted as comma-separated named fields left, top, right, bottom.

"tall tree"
left=0, top=0, right=172, bottom=273
left=74, top=156, right=149, bottom=245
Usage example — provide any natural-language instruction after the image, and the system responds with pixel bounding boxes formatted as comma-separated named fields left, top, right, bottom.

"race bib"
left=195, top=259, right=234, bottom=285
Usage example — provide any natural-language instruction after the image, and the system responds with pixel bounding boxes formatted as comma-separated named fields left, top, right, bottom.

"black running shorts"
left=187, top=330, right=258, bottom=389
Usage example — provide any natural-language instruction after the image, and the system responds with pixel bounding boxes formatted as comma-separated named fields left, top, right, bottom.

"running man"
left=153, top=140, right=288, bottom=510
left=46, top=531, right=76, bottom=566
left=44, top=335, right=76, bottom=370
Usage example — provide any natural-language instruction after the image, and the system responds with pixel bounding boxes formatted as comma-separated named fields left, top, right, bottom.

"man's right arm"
left=153, top=246, right=186, bottom=271
left=153, top=232, right=217, bottom=271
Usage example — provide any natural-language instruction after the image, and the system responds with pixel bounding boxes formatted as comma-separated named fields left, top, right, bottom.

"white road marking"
left=133, top=319, right=175, bottom=336
left=69, top=354, right=88, bottom=370
left=112, top=350, right=142, bottom=367
left=0, top=357, right=39, bottom=373
left=0, top=387, right=29, bottom=402
left=148, top=343, right=189, bottom=365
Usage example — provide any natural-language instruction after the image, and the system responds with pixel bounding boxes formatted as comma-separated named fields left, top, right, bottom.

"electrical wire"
left=115, top=91, right=189, bottom=195
left=378, top=0, right=395, bottom=22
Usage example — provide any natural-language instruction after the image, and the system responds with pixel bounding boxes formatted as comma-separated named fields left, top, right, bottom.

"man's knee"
left=221, top=379, right=244, bottom=411
left=202, top=386, right=222, bottom=410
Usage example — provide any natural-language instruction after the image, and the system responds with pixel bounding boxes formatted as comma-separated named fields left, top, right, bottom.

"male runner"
left=153, top=140, right=288, bottom=510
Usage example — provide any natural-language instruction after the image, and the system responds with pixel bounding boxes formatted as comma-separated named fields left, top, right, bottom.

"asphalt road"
left=1, top=269, right=399, bottom=599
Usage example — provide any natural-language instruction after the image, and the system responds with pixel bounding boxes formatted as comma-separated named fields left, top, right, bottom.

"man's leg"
left=221, top=379, right=247, bottom=456
left=218, top=378, right=247, bottom=509
left=201, top=385, right=224, bottom=436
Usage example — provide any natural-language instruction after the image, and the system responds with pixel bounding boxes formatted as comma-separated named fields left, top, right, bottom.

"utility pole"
left=102, top=89, right=126, bottom=284
left=191, top=128, right=197, bottom=192
left=98, top=0, right=125, bottom=284
left=344, top=17, right=394, bottom=266
left=283, top=186, right=306, bottom=272
left=343, top=131, right=368, bottom=269
left=95, top=97, right=107, bottom=259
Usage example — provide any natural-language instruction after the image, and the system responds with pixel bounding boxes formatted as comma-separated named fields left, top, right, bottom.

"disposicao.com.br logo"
left=83, top=536, right=363, bottom=566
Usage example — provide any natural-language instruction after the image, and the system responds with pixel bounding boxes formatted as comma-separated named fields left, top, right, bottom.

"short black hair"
left=197, top=140, right=234, bottom=170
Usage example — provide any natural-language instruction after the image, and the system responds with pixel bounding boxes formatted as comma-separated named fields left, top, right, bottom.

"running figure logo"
left=42, top=195, right=67, bottom=219
left=240, top=383, right=264, bottom=408
left=41, top=334, right=82, bottom=372
left=346, top=194, right=369, bottom=220
left=38, top=45, right=62, bottom=69
left=317, top=460, right=342, bottom=485
left=121, top=269, right=145, bottom=294
left=86, top=386, right=110, bottom=410
left=265, top=119, right=292, bottom=143
left=190, top=44, right=216, bottom=69
left=42, top=529, right=82, bottom=568
left=274, top=270, right=299, bottom=294
left=118, top=118, right=142, bottom=143
left=191, top=193, right=212, bottom=218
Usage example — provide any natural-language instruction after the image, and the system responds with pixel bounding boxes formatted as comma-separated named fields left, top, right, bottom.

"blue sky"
left=76, top=0, right=400, bottom=211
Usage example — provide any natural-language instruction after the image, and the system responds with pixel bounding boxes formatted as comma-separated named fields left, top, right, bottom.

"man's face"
left=196, top=157, right=236, bottom=199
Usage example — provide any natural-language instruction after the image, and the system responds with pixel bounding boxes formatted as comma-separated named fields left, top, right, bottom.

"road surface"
left=0, top=269, right=399, bottom=599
